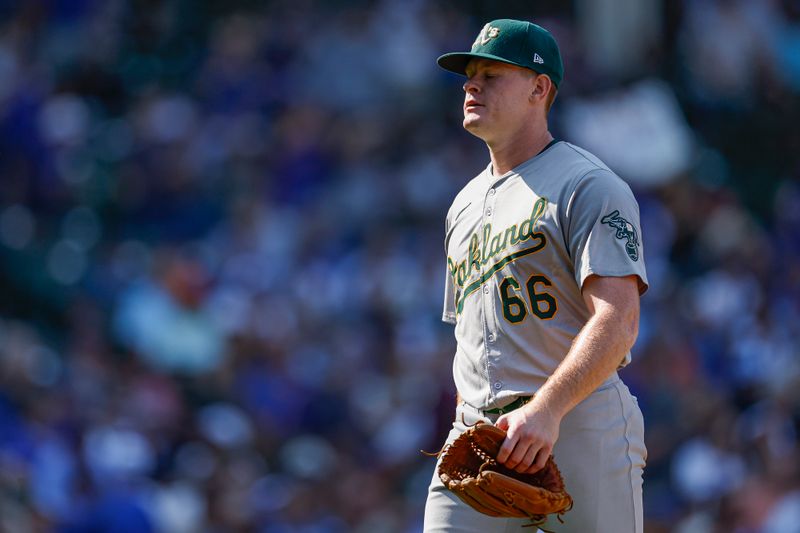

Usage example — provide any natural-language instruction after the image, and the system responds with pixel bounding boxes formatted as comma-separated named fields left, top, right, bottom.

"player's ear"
left=529, top=74, right=553, bottom=102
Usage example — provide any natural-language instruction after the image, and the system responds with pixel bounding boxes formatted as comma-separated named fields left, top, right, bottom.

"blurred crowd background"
left=1, top=0, right=799, bottom=532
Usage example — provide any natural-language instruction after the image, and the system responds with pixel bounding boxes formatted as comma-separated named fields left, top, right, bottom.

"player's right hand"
left=495, top=401, right=561, bottom=474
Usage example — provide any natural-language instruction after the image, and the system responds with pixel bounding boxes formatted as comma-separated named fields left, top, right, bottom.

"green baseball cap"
left=437, top=19, right=564, bottom=88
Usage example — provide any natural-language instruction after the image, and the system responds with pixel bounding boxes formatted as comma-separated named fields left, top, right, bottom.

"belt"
left=483, top=396, right=532, bottom=415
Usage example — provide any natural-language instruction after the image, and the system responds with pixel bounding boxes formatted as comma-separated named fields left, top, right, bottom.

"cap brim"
left=436, top=52, right=530, bottom=75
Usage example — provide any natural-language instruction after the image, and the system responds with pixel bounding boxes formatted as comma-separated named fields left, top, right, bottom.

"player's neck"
left=488, top=129, right=554, bottom=177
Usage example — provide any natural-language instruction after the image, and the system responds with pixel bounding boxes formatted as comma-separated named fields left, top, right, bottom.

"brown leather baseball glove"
left=437, top=421, right=573, bottom=527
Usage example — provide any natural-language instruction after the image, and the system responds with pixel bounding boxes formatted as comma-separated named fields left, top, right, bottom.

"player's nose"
left=463, top=78, right=480, bottom=94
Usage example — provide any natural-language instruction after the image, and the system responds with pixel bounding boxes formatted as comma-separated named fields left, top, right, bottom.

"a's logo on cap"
left=473, top=23, right=501, bottom=48
left=533, top=53, right=544, bottom=64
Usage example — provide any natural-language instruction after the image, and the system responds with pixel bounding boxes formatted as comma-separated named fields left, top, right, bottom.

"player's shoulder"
left=549, top=142, right=614, bottom=177
left=550, top=142, right=633, bottom=193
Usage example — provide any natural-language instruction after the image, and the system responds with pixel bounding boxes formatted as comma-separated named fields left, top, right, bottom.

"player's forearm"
left=532, top=301, right=638, bottom=419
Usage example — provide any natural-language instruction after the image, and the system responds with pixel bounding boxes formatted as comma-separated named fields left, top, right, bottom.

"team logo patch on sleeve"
left=601, top=210, right=640, bottom=261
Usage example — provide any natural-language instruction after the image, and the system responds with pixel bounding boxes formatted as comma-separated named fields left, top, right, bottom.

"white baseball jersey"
left=442, top=141, right=648, bottom=410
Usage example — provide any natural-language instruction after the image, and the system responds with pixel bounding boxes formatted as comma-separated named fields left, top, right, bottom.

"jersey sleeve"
left=564, top=170, right=648, bottom=294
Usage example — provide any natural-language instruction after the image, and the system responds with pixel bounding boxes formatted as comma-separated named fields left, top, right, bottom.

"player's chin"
left=462, top=115, right=484, bottom=133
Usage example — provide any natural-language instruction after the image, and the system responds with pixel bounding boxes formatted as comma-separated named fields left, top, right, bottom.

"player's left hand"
left=495, top=401, right=562, bottom=475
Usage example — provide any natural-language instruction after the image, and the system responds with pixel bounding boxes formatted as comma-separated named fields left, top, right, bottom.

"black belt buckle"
left=484, top=396, right=532, bottom=415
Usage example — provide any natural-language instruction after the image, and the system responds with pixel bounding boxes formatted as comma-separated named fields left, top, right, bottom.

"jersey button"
left=485, top=207, right=492, bottom=216
left=488, top=333, right=496, bottom=343
left=483, top=285, right=490, bottom=294
left=494, top=382, right=502, bottom=389
left=488, top=188, right=495, bottom=196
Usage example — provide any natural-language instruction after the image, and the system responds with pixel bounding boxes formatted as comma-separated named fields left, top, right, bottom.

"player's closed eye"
left=466, top=69, right=496, bottom=80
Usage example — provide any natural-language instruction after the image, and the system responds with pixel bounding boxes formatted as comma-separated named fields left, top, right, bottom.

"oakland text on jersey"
left=448, top=197, right=548, bottom=315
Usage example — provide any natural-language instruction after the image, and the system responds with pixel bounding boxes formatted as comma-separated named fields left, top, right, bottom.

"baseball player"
left=424, top=19, right=648, bottom=532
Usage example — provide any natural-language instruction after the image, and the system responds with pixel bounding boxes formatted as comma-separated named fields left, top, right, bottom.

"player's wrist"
left=528, top=391, right=568, bottom=421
